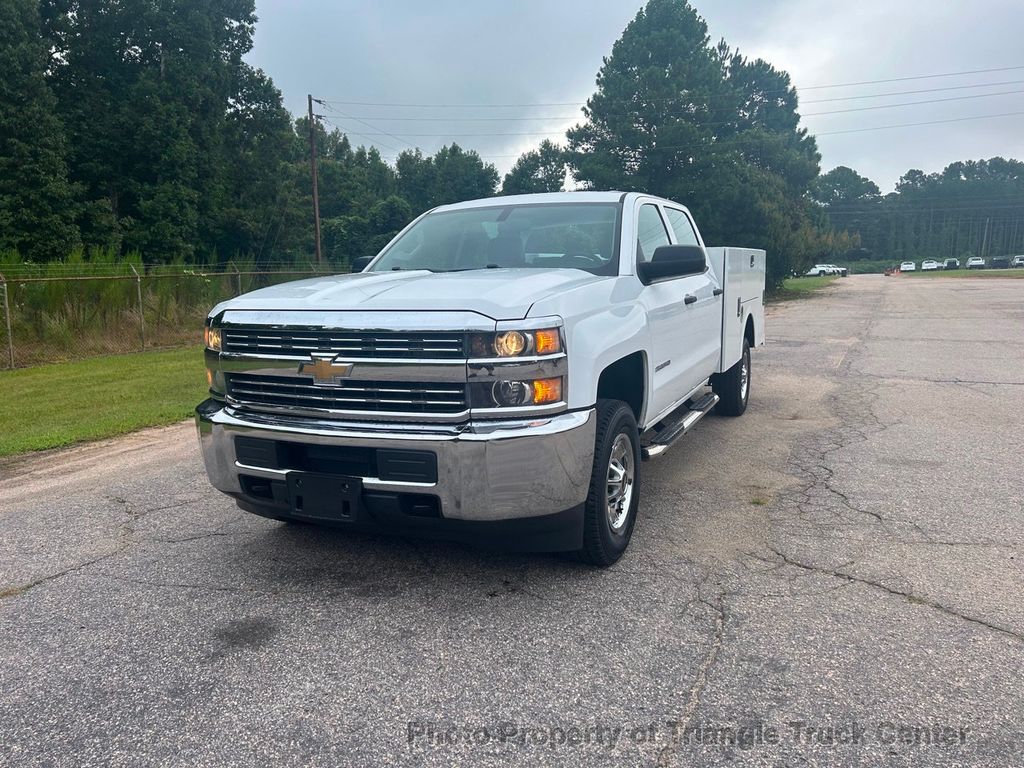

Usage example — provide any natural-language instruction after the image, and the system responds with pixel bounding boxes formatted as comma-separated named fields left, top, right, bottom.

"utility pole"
left=307, top=94, right=323, bottom=265
left=980, top=216, right=991, bottom=259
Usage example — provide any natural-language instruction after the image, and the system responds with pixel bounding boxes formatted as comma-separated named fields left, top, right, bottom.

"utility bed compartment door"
left=706, top=247, right=766, bottom=373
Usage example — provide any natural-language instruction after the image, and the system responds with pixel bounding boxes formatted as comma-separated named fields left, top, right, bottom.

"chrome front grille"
left=223, top=327, right=466, bottom=359
left=226, top=373, right=468, bottom=416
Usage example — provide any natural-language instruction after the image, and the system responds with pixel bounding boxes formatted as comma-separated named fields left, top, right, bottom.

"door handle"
left=712, top=288, right=723, bottom=296
left=684, top=294, right=697, bottom=305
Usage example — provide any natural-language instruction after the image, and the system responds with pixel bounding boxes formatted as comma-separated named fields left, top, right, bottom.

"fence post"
left=233, top=264, right=242, bottom=296
left=0, top=273, right=13, bottom=369
left=130, top=264, right=145, bottom=350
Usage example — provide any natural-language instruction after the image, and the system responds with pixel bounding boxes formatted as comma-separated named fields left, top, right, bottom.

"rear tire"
left=576, top=399, right=641, bottom=567
left=713, top=338, right=750, bottom=417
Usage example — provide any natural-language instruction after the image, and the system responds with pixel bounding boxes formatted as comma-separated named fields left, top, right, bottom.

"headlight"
left=492, top=380, right=532, bottom=406
left=471, top=327, right=562, bottom=358
left=494, top=331, right=527, bottom=357
left=483, top=377, right=563, bottom=408
left=204, top=324, right=222, bottom=352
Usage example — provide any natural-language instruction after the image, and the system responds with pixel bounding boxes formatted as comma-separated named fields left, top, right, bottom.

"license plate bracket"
left=287, top=473, right=362, bottom=522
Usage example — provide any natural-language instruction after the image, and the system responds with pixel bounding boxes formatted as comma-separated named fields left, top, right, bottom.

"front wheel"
left=577, top=399, right=641, bottom=567
left=713, top=338, right=750, bottom=416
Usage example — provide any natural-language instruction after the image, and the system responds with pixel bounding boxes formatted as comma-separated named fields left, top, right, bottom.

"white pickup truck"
left=197, top=192, right=765, bottom=565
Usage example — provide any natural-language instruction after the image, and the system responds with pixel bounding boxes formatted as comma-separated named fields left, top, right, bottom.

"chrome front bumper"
left=195, top=401, right=596, bottom=522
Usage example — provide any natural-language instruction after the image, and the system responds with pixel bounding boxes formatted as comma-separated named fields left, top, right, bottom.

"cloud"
left=248, top=0, right=1024, bottom=190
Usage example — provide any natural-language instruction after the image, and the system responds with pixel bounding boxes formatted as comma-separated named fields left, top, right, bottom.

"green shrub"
left=0, top=250, right=333, bottom=367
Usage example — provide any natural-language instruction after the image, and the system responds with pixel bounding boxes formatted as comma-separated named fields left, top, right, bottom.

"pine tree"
left=0, top=0, right=80, bottom=259
left=567, top=0, right=823, bottom=286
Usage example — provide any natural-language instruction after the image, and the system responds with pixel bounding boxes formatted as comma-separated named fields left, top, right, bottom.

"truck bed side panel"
left=706, top=247, right=766, bottom=373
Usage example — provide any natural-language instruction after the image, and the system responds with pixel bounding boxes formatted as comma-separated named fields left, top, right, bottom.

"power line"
left=323, top=105, right=1024, bottom=165
left=318, top=81, right=1024, bottom=126
left=815, top=109, right=1024, bottom=136
left=314, top=64, right=1024, bottom=108
left=318, top=115, right=405, bottom=155
left=317, top=90, right=1024, bottom=138
left=824, top=203, right=1024, bottom=215
left=803, top=87, right=1024, bottom=117
left=317, top=79, right=1024, bottom=124
left=802, top=78, right=1024, bottom=104
left=313, top=100, right=417, bottom=153
left=318, top=108, right=582, bottom=123
left=825, top=196, right=1024, bottom=207
left=799, top=64, right=1024, bottom=90
left=356, top=107, right=1024, bottom=161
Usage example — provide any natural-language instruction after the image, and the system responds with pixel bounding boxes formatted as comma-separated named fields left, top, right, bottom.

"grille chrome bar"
left=226, top=373, right=468, bottom=416
left=223, top=327, right=467, bottom=359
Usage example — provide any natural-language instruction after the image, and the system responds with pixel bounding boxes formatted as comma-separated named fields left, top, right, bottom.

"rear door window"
left=663, top=208, right=700, bottom=247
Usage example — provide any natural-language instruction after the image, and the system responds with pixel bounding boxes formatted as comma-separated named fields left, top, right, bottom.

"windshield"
left=369, top=202, right=621, bottom=275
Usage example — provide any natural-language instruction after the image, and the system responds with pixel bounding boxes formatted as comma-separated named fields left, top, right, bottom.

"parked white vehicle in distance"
left=196, top=191, right=766, bottom=566
left=1011, top=255, right=1024, bottom=267
left=966, top=257, right=986, bottom=269
left=900, top=261, right=916, bottom=271
left=921, top=259, right=939, bottom=271
left=805, top=264, right=848, bottom=277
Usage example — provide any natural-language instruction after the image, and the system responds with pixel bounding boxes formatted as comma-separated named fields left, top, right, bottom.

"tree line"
left=1, top=0, right=1020, bottom=287
left=810, top=159, right=1024, bottom=263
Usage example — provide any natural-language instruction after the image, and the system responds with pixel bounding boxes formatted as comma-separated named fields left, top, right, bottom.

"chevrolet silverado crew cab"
left=197, top=192, right=765, bottom=565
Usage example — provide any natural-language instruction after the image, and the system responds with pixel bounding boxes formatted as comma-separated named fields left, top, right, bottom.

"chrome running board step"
left=641, top=392, right=719, bottom=460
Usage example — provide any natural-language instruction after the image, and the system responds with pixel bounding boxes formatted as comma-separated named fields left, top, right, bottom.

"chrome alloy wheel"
left=739, top=348, right=750, bottom=402
left=606, top=433, right=635, bottom=533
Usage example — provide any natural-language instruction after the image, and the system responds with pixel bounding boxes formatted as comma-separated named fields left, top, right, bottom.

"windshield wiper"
left=432, top=265, right=502, bottom=273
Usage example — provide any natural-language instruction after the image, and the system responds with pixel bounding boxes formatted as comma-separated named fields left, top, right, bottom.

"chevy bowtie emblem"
left=299, top=354, right=354, bottom=386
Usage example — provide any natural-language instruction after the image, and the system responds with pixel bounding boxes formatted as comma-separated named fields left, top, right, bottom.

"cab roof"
left=432, top=191, right=689, bottom=213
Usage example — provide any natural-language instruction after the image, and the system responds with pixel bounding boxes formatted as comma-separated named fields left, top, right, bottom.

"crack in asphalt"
left=656, top=593, right=727, bottom=768
left=1, top=495, right=143, bottom=600
left=759, top=546, right=1024, bottom=645
left=762, top=282, right=1023, bottom=644
left=854, top=371, right=1024, bottom=387
left=0, top=544, right=130, bottom=600
left=0, top=493, right=237, bottom=599
left=768, top=287, right=992, bottom=551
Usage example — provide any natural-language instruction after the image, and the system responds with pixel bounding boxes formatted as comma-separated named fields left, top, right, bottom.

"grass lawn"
left=902, top=268, right=1024, bottom=279
left=771, top=274, right=840, bottom=301
left=0, top=346, right=207, bottom=456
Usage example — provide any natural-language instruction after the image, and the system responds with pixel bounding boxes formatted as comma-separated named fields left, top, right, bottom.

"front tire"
left=713, top=338, right=750, bottom=416
left=577, top=399, right=641, bottom=567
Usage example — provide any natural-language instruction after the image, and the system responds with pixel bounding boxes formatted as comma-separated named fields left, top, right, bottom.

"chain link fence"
left=0, top=264, right=338, bottom=369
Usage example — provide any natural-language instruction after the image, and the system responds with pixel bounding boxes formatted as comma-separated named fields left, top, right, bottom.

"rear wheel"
left=577, top=399, right=641, bottom=567
left=713, top=338, right=750, bottom=416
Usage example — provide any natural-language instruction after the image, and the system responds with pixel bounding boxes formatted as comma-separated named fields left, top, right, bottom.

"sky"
left=247, top=0, right=1024, bottom=192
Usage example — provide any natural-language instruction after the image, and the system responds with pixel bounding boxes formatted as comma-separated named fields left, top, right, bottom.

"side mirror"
left=637, top=245, right=706, bottom=285
left=350, top=255, right=373, bottom=273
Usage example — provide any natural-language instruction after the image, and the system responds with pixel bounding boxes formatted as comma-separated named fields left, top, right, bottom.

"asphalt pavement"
left=1, top=274, right=1022, bottom=767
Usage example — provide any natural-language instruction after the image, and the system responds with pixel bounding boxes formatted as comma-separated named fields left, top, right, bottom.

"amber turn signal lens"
left=534, top=328, right=561, bottom=355
left=204, top=326, right=222, bottom=351
left=532, top=377, right=562, bottom=405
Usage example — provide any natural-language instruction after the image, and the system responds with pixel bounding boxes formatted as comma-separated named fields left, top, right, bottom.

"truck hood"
left=213, top=268, right=609, bottom=320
